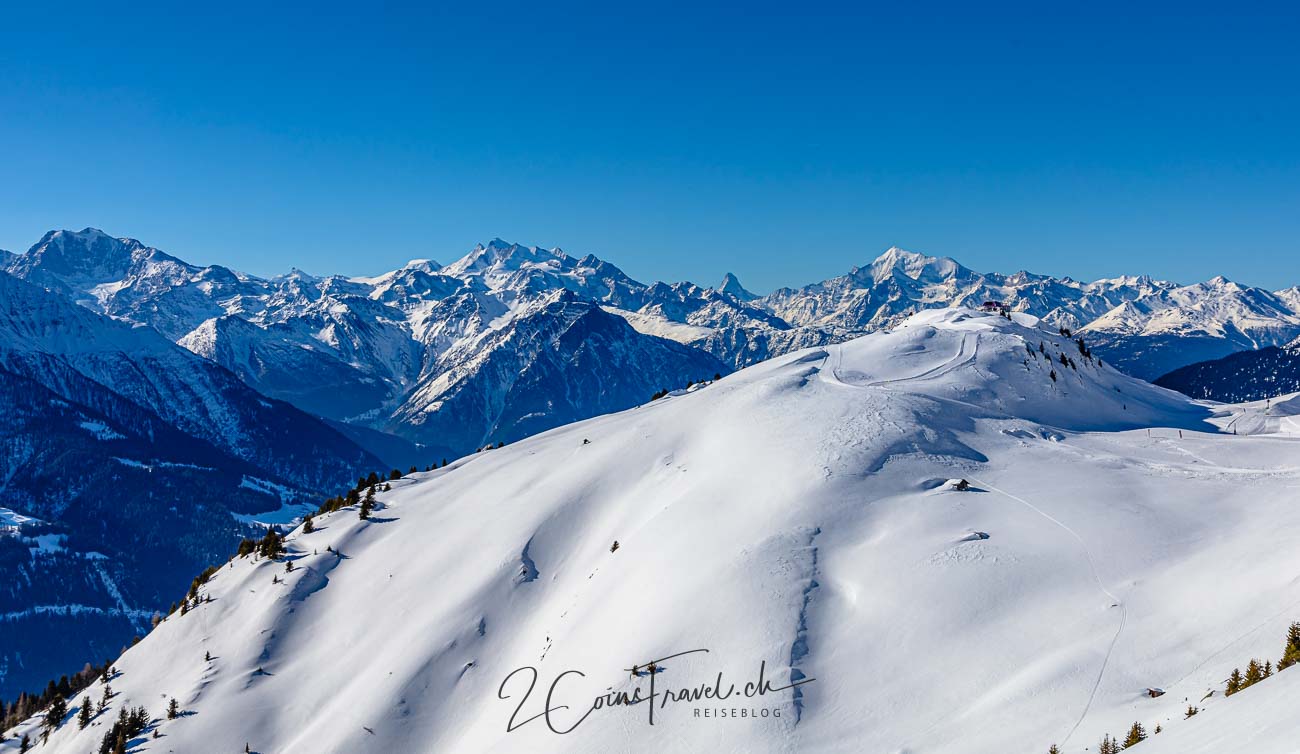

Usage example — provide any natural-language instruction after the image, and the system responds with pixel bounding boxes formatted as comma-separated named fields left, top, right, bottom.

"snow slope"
left=1139, top=665, right=1300, bottom=754
left=16, top=307, right=1300, bottom=754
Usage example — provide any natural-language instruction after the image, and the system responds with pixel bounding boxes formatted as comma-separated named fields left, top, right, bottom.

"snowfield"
left=15, top=308, right=1300, bottom=753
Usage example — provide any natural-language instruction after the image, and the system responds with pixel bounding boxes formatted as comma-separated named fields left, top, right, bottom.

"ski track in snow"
left=970, top=477, right=1126, bottom=746
left=1166, top=588, right=1300, bottom=690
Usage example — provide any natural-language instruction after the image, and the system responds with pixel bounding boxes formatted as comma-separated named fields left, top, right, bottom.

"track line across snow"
left=971, top=477, right=1127, bottom=745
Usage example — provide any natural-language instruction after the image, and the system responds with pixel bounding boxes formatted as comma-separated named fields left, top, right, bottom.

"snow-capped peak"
left=443, top=238, right=568, bottom=277
left=717, top=271, right=758, bottom=301
left=866, top=246, right=963, bottom=284
left=401, top=257, right=441, bottom=272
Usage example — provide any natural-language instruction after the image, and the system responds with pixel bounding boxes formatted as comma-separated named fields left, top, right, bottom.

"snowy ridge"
left=19, top=308, right=1300, bottom=753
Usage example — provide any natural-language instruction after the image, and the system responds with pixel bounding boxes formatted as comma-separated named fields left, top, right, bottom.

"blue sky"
left=1, top=1, right=1297, bottom=292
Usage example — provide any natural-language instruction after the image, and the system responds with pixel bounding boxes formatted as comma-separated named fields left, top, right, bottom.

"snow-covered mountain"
left=757, top=249, right=1300, bottom=379
left=0, top=272, right=379, bottom=490
left=0, top=270, right=384, bottom=699
left=11, top=229, right=1298, bottom=443
left=16, top=308, right=1300, bottom=753
left=5, top=231, right=732, bottom=461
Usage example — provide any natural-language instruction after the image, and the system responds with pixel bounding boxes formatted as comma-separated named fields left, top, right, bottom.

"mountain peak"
left=401, top=258, right=442, bottom=272
left=866, top=246, right=961, bottom=284
left=873, top=246, right=929, bottom=265
left=12, top=227, right=152, bottom=287
left=446, top=239, right=567, bottom=277
left=717, top=271, right=759, bottom=301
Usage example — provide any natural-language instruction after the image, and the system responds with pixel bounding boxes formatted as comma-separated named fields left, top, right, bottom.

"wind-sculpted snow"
left=22, top=308, right=1300, bottom=754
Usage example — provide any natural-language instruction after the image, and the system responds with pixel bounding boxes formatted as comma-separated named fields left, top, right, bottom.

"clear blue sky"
left=1, top=1, right=1297, bottom=292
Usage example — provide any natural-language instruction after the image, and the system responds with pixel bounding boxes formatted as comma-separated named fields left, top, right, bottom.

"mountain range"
left=9, top=229, right=1300, bottom=451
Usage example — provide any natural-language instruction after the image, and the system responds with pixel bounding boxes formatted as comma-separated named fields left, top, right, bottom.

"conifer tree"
left=258, top=525, right=285, bottom=559
left=1185, top=705, right=1198, bottom=718
left=44, top=696, right=67, bottom=731
left=1226, top=667, right=1243, bottom=695
left=167, top=697, right=179, bottom=720
left=78, top=697, right=93, bottom=729
left=1280, top=621, right=1300, bottom=670
left=1245, top=658, right=1263, bottom=687
left=19, top=734, right=30, bottom=753
left=1122, top=721, right=1146, bottom=747
left=1098, top=733, right=1119, bottom=754
left=1048, top=746, right=1060, bottom=754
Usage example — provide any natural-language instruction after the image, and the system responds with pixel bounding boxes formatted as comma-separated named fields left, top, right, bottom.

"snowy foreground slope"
left=16, top=308, right=1300, bottom=754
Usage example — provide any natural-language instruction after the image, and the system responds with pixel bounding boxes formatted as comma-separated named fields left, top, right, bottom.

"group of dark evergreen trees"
left=0, top=662, right=166, bottom=753
left=1225, top=621, right=1300, bottom=696
left=313, top=466, right=427, bottom=517
left=651, top=373, right=724, bottom=401
left=1049, top=721, right=1155, bottom=754
left=95, top=704, right=149, bottom=754
left=1, top=660, right=109, bottom=739
left=1025, top=331, right=1106, bottom=386
left=2, top=458, right=457, bottom=748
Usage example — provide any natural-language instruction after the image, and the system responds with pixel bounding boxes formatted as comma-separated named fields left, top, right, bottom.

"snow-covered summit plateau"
left=18, top=308, right=1300, bottom=753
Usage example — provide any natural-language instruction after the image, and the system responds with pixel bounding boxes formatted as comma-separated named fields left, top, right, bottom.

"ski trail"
left=870, top=332, right=977, bottom=386
left=818, top=332, right=977, bottom=389
left=971, top=477, right=1126, bottom=745
left=1166, top=590, right=1300, bottom=690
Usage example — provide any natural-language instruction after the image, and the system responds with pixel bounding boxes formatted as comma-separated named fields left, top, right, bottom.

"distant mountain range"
left=9, top=229, right=1300, bottom=442
left=4, top=227, right=1300, bottom=699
